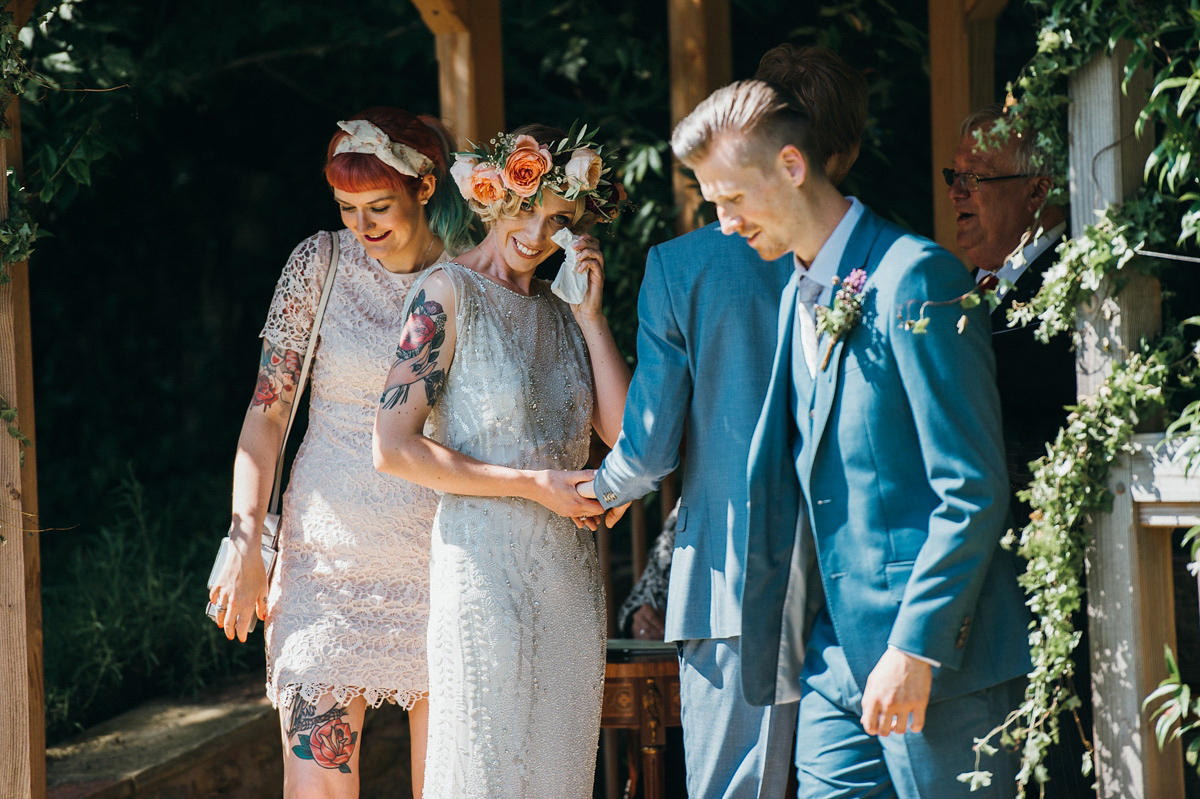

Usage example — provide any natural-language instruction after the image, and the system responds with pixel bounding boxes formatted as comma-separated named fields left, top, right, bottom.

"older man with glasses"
left=948, top=106, right=1090, bottom=798
left=945, top=103, right=1074, bottom=519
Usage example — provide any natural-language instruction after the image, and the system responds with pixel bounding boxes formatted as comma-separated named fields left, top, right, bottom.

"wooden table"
left=601, top=640, right=682, bottom=799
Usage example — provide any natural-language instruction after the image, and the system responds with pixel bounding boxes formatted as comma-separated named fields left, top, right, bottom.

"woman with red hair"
left=209, top=106, right=472, bottom=799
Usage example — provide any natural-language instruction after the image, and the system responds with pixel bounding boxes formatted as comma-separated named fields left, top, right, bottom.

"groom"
left=672, top=80, right=1031, bottom=796
left=580, top=46, right=870, bottom=799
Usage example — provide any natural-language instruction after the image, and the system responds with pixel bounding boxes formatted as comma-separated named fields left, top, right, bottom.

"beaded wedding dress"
left=262, top=229, right=438, bottom=712
left=415, top=262, right=607, bottom=799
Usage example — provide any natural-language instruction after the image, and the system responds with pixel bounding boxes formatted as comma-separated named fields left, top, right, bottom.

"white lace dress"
left=262, top=229, right=438, bottom=712
left=413, top=263, right=607, bottom=799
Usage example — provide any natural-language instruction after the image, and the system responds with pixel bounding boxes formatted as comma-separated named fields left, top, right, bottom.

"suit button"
left=956, top=617, right=971, bottom=649
left=602, top=491, right=617, bottom=503
left=809, top=409, right=816, bottom=419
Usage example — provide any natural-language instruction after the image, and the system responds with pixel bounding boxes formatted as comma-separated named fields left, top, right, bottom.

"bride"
left=373, top=123, right=630, bottom=798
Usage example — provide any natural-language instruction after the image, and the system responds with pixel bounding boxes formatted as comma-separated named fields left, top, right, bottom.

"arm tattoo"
left=380, top=289, right=448, bottom=410
left=251, top=342, right=302, bottom=411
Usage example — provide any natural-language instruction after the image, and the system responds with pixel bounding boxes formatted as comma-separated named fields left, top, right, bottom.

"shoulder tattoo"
left=380, top=289, right=448, bottom=410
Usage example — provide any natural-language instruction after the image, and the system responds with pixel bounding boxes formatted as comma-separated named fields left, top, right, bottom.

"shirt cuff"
left=591, top=469, right=621, bottom=509
left=888, top=644, right=940, bottom=668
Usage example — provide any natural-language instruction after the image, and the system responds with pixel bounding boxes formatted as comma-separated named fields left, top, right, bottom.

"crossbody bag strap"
left=267, top=230, right=341, bottom=515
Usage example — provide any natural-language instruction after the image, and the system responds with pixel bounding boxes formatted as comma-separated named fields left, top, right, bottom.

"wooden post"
left=667, top=0, right=730, bottom=235
left=927, top=0, right=1007, bottom=261
left=1, top=1, right=43, bottom=796
left=410, top=0, right=504, bottom=147
left=1069, top=42, right=1176, bottom=799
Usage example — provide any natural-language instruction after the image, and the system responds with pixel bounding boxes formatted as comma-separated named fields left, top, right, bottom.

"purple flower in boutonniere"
left=815, top=268, right=867, bottom=370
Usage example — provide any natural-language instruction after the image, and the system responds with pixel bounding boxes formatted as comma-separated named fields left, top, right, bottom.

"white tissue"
left=550, top=228, right=589, bottom=304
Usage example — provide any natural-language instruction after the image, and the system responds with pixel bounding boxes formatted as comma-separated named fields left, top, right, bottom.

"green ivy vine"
left=1005, top=0, right=1199, bottom=342
left=962, top=0, right=1200, bottom=794
left=965, top=321, right=1200, bottom=793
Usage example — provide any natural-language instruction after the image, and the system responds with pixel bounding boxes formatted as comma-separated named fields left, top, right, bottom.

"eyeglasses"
left=942, top=168, right=1033, bottom=192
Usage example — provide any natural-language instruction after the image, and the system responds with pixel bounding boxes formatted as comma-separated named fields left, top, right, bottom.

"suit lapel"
left=806, top=210, right=885, bottom=480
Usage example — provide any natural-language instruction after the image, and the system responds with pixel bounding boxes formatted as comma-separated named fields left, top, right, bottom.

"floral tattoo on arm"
left=252, top=343, right=302, bottom=411
left=285, top=697, right=358, bottom=773
left=380, top=289, right=448, bottom=410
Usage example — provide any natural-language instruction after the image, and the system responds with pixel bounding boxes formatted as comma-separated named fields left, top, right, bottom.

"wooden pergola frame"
left=3, top=1, right=1191, bottom=797
left=1, top=0, right=43, bottom=796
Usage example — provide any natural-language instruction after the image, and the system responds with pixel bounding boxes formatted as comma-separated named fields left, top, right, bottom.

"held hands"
left=575, top=479, right=631, bottom=528
left=208, top=531, right=269, bottom=643
left=531, top=469, right=604, bottom=528
left=860, top=647, right=933, bottom=736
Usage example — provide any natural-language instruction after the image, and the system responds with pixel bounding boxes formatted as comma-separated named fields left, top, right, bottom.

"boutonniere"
left=815, top=268, right=867, bottom=370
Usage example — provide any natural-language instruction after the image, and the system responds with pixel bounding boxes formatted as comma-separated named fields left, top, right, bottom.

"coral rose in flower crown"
left=451, top=122, right=628, bottom=224
left=502, top=135, right=554, bottom=197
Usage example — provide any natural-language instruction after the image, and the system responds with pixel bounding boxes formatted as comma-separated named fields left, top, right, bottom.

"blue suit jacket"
left=594, top=223, right=793, bottom=642
left=743, top=206, right=1031, bottom=705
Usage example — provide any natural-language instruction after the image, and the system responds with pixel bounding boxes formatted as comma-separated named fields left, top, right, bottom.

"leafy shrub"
left=42, top=467, right=263, bottom=743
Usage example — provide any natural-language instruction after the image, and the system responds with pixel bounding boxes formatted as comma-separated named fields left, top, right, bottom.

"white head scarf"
left=333, top=119, right=434, bottom=177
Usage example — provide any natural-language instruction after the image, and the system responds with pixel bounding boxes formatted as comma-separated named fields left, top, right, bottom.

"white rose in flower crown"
left=450, top=155, right=480, bottom=198
left=564, top=148, right=603, bottom=193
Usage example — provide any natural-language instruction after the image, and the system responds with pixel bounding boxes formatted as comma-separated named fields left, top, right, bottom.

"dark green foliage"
left=42, top=468, right=263, bottom=742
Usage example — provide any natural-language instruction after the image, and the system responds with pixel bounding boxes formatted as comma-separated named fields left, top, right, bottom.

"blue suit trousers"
left=679, top=637, right=798, bottom=799
left=795, top=612, right=1024, bottom=799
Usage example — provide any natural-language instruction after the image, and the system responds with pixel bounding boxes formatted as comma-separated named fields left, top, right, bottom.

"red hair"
left=324, top=107, right=450, bottom=195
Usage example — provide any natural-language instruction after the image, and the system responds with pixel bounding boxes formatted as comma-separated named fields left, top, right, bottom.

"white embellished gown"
left=412, top=262, right=607, bottom=799
left=261, top=229, right=437, bottom=712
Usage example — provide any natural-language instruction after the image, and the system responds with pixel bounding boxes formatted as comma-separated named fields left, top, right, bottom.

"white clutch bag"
left=204, top=515, right=280, bottom=632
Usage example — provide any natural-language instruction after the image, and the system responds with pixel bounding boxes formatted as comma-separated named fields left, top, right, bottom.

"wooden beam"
left=927, top=0, right=1006, bottom=261
left=410, top=0, right=467, bottom=35
left=1070, top=43, right=1177, bottom=799
left=412, top=0, right=504, bottom=147
left=667, top=0, right=730, bottom=234
left=1, top=3, right=42, bottom=797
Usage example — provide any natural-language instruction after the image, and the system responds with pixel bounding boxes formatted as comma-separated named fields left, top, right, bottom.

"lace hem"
left=268, top=680, right=428, bottom=712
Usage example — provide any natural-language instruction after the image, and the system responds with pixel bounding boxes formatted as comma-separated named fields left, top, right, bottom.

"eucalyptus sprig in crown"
left=450, top=122, right=626, bottom=225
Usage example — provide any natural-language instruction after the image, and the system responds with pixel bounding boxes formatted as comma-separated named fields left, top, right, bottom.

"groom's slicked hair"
left=671, top=80, right=821, bottom=177
left=755, top=45, right=868, bottom=184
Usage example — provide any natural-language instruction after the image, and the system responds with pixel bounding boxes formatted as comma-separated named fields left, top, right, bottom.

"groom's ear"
left=779, top=145, right=808, bottom=187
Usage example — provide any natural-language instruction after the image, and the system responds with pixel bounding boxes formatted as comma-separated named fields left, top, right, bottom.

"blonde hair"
left=670, top=80, right=822, bottom=178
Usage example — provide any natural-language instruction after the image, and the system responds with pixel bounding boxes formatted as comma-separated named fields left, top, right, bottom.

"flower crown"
left=450, top=124, right=625, bottom=224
